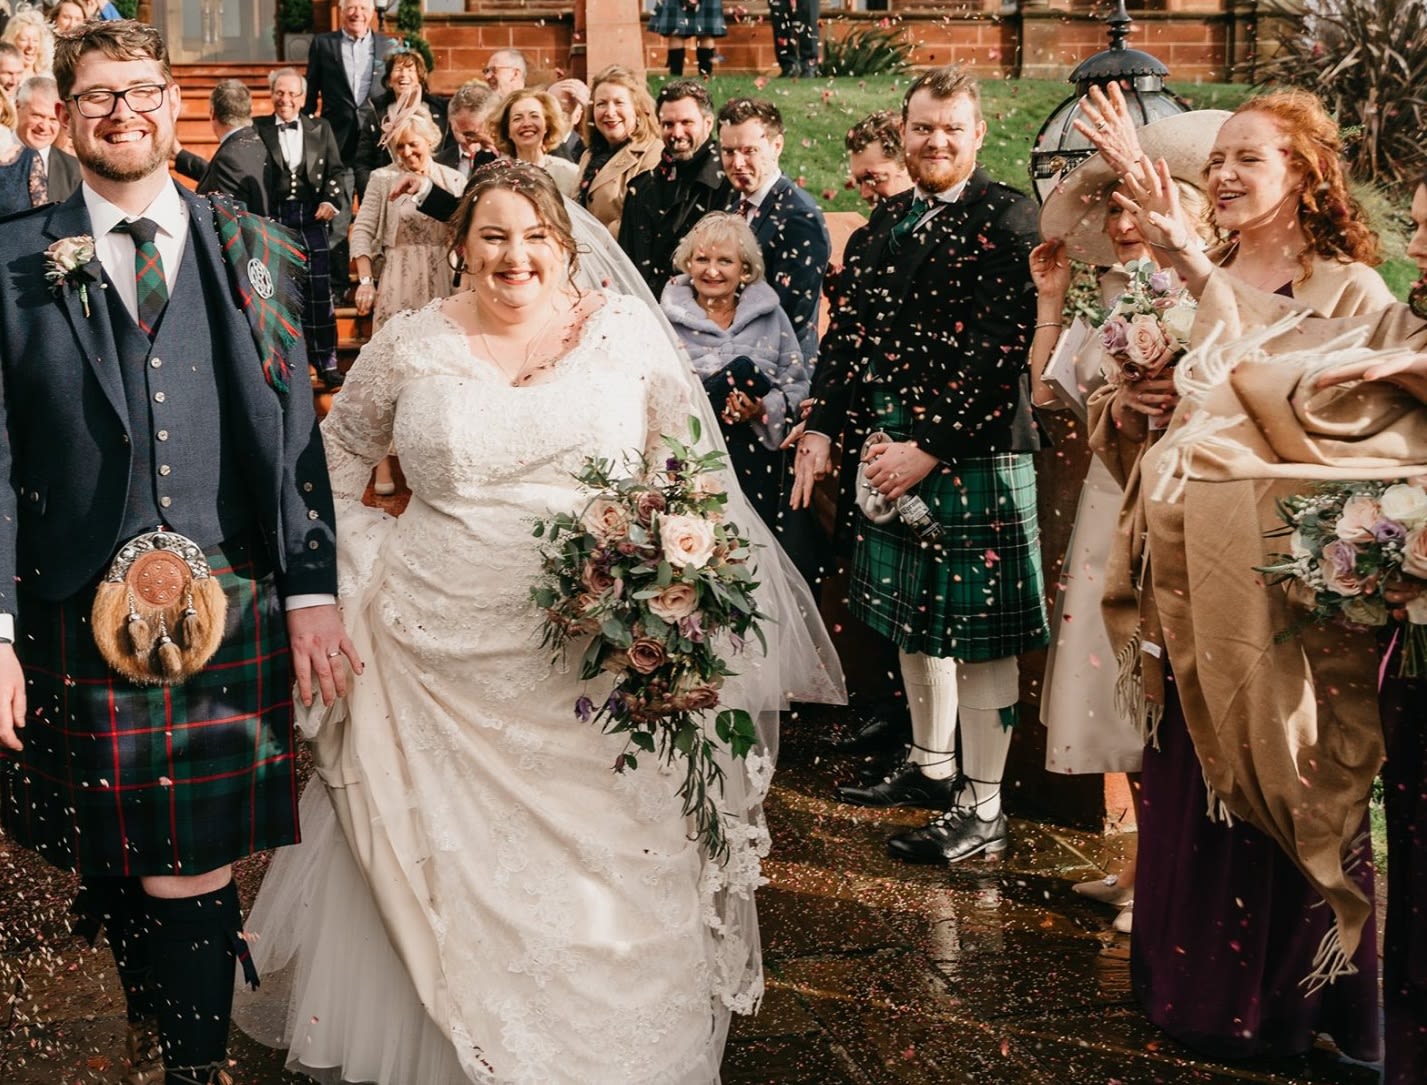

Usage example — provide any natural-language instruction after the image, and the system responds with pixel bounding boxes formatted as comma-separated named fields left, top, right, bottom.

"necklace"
left=479, top=309, right=565, bottom=386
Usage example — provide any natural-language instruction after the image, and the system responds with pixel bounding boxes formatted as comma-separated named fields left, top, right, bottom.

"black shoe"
left=886, top=807, right=1009, bottom=864
left=854, top=744, right=909, bottom=785
left=836, top=761, right=959, bottom=808
left=831, top=713, right=912, bottom=754
left=777, top=66, right=798, bottom=78
left=317, top=365, right=345, bottom=390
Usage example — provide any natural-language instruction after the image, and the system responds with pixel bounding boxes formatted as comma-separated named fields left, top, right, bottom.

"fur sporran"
left=91, top=532, right=227, bottom=686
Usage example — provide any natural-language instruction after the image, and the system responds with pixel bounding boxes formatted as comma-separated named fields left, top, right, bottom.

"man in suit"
left=172, top=79, right=270, bottom=216
left=0, top=21, right=356, bottom=1085
left=256, top=67, right=348, bottom=390
left=14, top=75, right=82, bottom=204
left=548, top=78, right=588, bottom=163
left=789, top=67, right=1049, bottom=863
left=717, top=96, right=829, bottom=360
left=619, top=79, right=730, bottom=298
left=434, top=80, right=497, bottom=181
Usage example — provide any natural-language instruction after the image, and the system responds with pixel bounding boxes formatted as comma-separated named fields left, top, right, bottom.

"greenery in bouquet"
left=1097, top=258, right=1198, bottom=387
left=1258, top=479, right=1427, bottom=677
left=530, top=418, right=767, bottom=857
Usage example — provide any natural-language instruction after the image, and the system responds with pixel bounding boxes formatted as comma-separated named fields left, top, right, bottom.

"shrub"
left=1254, top=0, right=1427, bottom=192
left=821, top=25, right=912, bottom=77
left=278, top=0, right=312, bottom=35
left=395, top=0, right=434, bottom=72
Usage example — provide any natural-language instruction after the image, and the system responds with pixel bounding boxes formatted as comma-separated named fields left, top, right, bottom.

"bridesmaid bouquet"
left=1097, top=258, right=1198, bottom=387
left=530, top=418, right=766, bottom=856
left=1258, top=479, right=1427, bottom=677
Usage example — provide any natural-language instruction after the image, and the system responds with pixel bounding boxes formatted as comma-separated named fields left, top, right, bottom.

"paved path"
left=1, top=715, right=1381, bottom=1084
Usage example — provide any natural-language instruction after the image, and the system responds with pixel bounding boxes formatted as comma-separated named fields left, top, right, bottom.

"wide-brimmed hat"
left=1039, top=109, right=1231, bottom=267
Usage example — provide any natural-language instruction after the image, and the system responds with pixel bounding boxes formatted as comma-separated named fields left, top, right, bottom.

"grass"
left=658, top=73, right=1417, bottom=298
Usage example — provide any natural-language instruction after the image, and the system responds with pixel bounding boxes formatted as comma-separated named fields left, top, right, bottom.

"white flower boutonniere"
left=44, top=235, right=102, bottom=317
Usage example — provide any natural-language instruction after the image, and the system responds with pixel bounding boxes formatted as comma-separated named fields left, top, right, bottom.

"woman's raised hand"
left=1029, top=239, right=1071, bottom=300
left=1072, top=83, right=1146, bottom=177
left=1115, top=158, right=1193, bottom=256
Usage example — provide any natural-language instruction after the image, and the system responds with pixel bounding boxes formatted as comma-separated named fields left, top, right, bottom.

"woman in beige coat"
left=574, top=65, right=662, bottom=236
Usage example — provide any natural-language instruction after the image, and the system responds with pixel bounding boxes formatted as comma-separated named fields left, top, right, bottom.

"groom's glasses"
left=68, top=83, right=170, bottom=118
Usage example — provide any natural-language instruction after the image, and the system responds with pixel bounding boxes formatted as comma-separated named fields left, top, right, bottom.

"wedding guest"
left=648, top=0, right=725, bottom=78
left=302, top=0, right=395, bottom=169
left=769, top=0, right=817, bottom=77
left=575, top=64, right=661, bottom=237
left=1030, top=113, right=1220, bottom=936
left=845, top=110, right=910, bottom=208
left=661, top=211, right=815, bottom=577
left=482, top=47, right=525, bottom=96
left=718, top=97, right=829, bottom=361
left=619, top=79, right=731, bottom=297
left=352, top=48, right=448, bottom=200
left=49, top=0, right=87, bottom=35
left=12, top=75, right=80, bottom=204
left=1082, top=86, right=1392, bottom=1060
left=2, top=10, right=53, bottom=78
left=548, top=77, right=588, bottom=163
left=80, top=0, right=124, bottom=20
left=435, top=80, right=497, bottom=180
left=0, top=41, right=22, bottom=104
left=492, top=88, right=578, bottom=196
left=789, top=66, right=1049, bottom=852
left=171, top=78, right=270, bottom=216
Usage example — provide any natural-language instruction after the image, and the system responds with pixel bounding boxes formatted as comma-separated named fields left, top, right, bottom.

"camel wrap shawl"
left=1088, top=258, right=1400, bottom=984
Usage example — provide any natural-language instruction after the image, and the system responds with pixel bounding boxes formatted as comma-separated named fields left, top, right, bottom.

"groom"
left=0, top=22, right=359, bottom=1085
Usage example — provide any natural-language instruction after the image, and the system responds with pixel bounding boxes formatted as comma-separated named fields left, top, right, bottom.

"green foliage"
left=821, top=26, right=912, bottom=78
left=1254, top=0, right=1427, bottom=192
left=278, top=0, right=312, bottom=35
left=394, top=0, right=434, bottom=72
left=111, top=0, right=138, bottom=17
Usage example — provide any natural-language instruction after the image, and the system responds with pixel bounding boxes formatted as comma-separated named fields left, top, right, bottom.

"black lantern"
left=1028, top=0, right=1190, bottom=202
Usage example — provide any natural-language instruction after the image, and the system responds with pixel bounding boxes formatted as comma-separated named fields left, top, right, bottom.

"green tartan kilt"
left=849, top=401, right=1049, bottom=661
left=0, top=537, right=299, bottom=877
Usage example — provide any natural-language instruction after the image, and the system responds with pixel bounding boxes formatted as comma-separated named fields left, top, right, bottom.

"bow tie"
left=278, top=120, right=299, bottom=132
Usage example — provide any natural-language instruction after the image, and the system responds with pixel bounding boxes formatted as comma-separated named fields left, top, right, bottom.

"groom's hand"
left=0, top=645, right=26, bottom=751
left=287, top=604, right=363, bottom=708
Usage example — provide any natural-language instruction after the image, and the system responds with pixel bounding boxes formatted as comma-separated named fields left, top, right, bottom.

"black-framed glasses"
left=68, top=83, right=169, bottom=119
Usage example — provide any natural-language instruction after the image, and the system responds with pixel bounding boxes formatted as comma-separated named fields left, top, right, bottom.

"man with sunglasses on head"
left=0, top=22, right=355, bottom=1085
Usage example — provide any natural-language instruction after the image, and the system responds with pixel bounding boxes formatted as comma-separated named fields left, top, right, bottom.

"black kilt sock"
left=72, top=877, right=155, bottom=1023
left=145, top=879, right=254, bottom=1078
left=666, top=47, right=685, bottom=75
left=696, top=46, right=715, bottom=76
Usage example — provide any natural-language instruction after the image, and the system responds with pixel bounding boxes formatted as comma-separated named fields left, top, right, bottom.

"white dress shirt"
left=85, top=180, right=189, bottom=328
left=276, top=118, right=304, bottom=171
left=342, top=31, right=375, bottom=103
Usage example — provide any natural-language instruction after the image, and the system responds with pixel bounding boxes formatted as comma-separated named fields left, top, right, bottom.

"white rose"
left=1160, top=303, right=1197, bottom=348
left=1380, top=483, right=1427, bottom=529
left=1405, top=592, right=1427, bottom=625
left=1334, top=494, right=1382, bottom=544
left=1341, top=595, right=1388, bottom=628
left=659, top=514, right=717, bottom=569
left=580, top=496, right=630, bottom=542
left=1402, top=525, right=1427, bottom=580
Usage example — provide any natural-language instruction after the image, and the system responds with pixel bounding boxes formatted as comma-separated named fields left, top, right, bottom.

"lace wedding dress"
left=234, top=292, right=806, bottom=1084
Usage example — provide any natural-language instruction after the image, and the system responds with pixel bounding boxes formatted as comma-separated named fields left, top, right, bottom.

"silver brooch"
left=247, top=258, right=274, bottom=299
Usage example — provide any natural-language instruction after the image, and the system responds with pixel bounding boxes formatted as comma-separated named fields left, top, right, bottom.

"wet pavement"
left=0, top=711, right=1384, bottom=1085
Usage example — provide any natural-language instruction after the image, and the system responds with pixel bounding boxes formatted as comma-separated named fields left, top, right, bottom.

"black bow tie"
left=278, top=120, right=299, bottom=132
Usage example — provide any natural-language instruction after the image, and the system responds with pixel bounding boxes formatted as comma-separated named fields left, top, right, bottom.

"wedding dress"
left=234, top=289, right=840, bottom=1084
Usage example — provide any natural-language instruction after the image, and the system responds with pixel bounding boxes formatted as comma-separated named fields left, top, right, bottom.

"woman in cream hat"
left=1028, top=110, right=1221, bottom=937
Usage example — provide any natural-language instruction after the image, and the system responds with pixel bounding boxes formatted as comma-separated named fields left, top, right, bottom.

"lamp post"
left=373, top=0, right=394, bottom=33
left=1028, top=0, right=1189, bottom=203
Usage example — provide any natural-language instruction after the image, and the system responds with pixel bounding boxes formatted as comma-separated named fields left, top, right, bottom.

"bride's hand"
left=1071, top=83, right=1146, bottom=177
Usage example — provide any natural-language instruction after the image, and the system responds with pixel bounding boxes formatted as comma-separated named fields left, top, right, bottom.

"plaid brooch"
left=208, top=193, right=308, bottom=394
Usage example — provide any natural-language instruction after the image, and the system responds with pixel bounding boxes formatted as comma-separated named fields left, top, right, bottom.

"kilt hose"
left=275, top=198, right=338, bottom=372
left=849, top=390, right=1049, bottom=663
left=0, top=537, right=300, bottom=878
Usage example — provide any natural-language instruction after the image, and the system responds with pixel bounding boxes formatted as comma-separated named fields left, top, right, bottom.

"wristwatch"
left=358, top=276, right=374, bottom=286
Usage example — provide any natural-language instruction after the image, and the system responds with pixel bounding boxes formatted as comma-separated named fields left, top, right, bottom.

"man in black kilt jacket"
left=0, top=22, right=359, bottom=1085
left=789, top=66, right=1050, bottom=864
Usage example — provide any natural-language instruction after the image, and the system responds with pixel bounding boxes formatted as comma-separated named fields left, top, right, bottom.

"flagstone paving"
left=1, top=712, right=1383, bottom=1084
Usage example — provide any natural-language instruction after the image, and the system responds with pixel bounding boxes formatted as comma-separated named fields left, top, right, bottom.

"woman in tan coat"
left=574, top=65, right=661, bottom=236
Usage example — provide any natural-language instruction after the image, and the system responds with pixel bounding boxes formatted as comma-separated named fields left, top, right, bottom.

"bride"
left=234, top=161, right=841, bottom=1083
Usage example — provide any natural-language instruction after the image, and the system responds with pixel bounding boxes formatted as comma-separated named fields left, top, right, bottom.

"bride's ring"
left=327, top=650, right=342, bottom=658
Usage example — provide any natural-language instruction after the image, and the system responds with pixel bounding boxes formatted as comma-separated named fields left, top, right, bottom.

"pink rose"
left=1123, top=314, right=1176, bottom=379
left=648, top=582, right=699, bottom=622
left=660, top=514, right=717, bottom=569
left=581, top=560, right=615, bottom=594
left=1334, top=494, right=1382, bottom=544
left=1100, top=318, right=1129, bottom=356
left=627, top=638, right=668, bottom=675
left=675, top=684, right=721, bottom=712
left=1403, top=525, right=1427, bottom=580
left=634, top=490, right=666, bottom=526
left=581, top=497, right=630, bottom=542
left=1320, top=539, right=1364, bottom=597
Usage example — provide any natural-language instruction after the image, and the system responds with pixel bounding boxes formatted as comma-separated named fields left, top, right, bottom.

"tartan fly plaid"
left=0, top=538, right=300, bottom=877
left=848, top=390, right=1050, bottom=662
left=114, top=217, right=168, bottom=338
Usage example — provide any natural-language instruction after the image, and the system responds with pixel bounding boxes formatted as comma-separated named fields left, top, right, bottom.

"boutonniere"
left=44, top=235, right=103, bottom=317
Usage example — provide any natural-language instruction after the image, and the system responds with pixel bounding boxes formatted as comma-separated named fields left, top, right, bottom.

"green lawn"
left=661, top=74, right=1417, bottom=299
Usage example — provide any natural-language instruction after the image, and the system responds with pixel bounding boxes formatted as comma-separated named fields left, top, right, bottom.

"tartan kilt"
left=648, top=0, right=727, bottom=37
left=848, top=395, right=1049, bottom=662
left=275, top=198, right=337, bottom=371
left=0, top=537, right=299, bottom=877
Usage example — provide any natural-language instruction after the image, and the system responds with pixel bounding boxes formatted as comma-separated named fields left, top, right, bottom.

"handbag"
left=701, top=355, right=773, bottom=406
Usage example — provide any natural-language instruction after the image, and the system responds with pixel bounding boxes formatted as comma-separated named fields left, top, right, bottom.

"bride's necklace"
left=479, top=310, right=565, bottom=385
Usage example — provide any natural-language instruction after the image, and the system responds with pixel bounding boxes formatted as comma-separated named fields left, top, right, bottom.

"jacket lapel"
left=40, top=192, right=126, bottom=422
left=301, top=117, right=323, bottom=191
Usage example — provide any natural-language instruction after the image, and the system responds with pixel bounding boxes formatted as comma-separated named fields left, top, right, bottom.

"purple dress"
left=1131, top=674, right=1380, bottom=1061
left=1380, top=648, right=1426, bottom=1085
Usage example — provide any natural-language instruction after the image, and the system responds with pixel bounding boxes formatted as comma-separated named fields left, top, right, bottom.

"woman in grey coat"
left=661, top=211, right=820, bottom=582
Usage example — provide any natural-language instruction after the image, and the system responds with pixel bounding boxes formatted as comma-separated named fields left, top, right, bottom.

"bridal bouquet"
left=1098, top=258, right=1197, bottom=387
left=1258, top=479, right=1427, bottom=677
left=531, top=418, right=766, bottom=856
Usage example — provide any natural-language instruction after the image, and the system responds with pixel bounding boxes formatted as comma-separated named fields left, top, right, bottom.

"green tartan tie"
left=115, top=217, right=168, bottom=338
left=888, top=194, right=932, bottom=252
